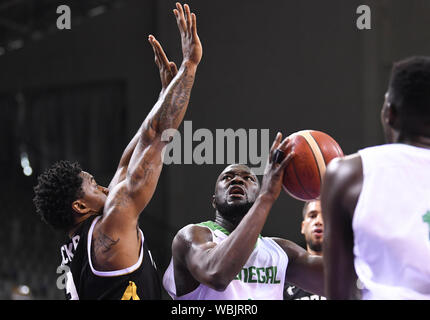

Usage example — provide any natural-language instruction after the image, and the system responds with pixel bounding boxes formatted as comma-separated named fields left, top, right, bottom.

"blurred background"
left=0, top=0, right=429, bottom=299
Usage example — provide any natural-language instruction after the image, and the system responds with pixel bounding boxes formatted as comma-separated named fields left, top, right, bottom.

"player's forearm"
left=122, top=61, right=196, bottom=188
left=145, top=61, right=197, bottom=139
left=300, top=255, right=325, bottom=296
left=114, top=72, right=175, bottom=172
left=323, top=221, right=357, bottom=299
left=324, top=253, right=357, bottom=299
left=108, top=130, right=142, bottom=190
left=205, top=194, right=275, bottom=289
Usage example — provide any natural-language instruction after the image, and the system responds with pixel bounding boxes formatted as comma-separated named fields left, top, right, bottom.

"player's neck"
left=68, top=221, right=84, bottom=238
left=214, top=212, right=241, bottom=234
left=67, top=213, right=97, bottom=238
left=307, top=247, right=323, bottom=256
left=394, top=131, right=430, bottom=149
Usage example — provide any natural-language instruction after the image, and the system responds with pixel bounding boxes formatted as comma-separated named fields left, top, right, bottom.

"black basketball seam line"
left=291, top=159, right=314, bottom=199
left=303, top=133, right=323, bottom=183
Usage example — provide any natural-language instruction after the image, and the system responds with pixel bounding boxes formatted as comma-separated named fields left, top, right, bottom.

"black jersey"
left=284, top=282, right=326, bottom=300
left=59, top=215, right=161, bottom=300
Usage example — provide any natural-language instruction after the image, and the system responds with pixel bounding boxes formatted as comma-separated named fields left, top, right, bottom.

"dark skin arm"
left=93, top=3, right=202, bottom=271
left=107, top=29, right=180, bottom=191
left=172, top=133, right=294, bottom=295
left=108, top=29, right=179, bottom=191
left=271, top=237, right=324, bottom=296
left=320, top=153, right=363, bottom=299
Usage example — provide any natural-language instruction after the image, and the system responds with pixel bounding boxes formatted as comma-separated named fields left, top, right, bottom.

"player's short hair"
left=302, top=201, right=311, bottom=219
left=33, top=160, right=84, bottom=230
left=389, top=56, right=430, bottom=118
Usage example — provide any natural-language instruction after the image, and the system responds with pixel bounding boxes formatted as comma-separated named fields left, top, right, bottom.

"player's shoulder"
left=323, top=153, right=363, bottom=217
left=173, top=223, right=213, bottom=248
left=270, top=237, right=297, bottom=248
left=270, top=237, right=307, bottom=260
left=177, top=222, right=214, bottom=236
left=325, top=153, right=362, bottom=179
left=324, top=153, right=363, bottom=193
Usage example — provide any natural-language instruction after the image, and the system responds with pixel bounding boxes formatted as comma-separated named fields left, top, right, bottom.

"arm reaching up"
left=108, top=26, right=180, bottom=190
left=94, top=3, right=203, bottom=272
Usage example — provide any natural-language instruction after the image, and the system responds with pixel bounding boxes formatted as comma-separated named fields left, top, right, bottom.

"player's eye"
left=246, top=176, right=255, bottom=182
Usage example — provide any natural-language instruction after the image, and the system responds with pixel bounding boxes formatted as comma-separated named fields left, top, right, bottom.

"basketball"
left=282, top=130, right=344, bottom=201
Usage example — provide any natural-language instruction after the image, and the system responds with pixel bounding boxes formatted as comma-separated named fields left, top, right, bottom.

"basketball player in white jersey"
left=321, top=56, right=430, bottom=299
left=163, top=134, right=324, bottom=300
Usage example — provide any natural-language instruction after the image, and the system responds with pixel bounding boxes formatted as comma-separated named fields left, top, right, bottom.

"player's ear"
left=300, top=220, right=305, bottom=235
left=72, top=200, right=91, bottom=215
left=211, top=195, right=216, bottom=209
left=386, top=102, right=399, bottom=128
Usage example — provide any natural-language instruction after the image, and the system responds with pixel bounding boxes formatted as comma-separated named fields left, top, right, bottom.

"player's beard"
left=308, top=240, right=323, bottom=253
left=215, top=198, right=255, bottom=226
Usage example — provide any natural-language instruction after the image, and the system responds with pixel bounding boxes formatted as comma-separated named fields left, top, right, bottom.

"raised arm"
left=172, top=134, right=294, bottom=293
left=102, top=3, right=202, bottom=232
left=108, top=24, right=180, bottom=191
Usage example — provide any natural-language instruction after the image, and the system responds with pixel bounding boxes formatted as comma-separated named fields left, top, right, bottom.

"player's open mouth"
left=228, top=186, right=245, bottom=197
left=313, top=228, right=323, bottom=235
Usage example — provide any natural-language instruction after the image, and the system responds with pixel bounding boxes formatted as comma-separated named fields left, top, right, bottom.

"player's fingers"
left=148, top=35, right=161, bottom=67
left=278, top=137, right=290, bottom=152
left=270, top=132, right=282, bottom=161
left=152, top=38, right=170, bottom=69
left=279, top=151, right=295, bottom=170
left=169, top=62, right=178, bottom=76
left=191, top=13, right=198, bottom=37
left=173, top=9, right=182, bottom=35
left=175, top=3, right=187, bottom=34
left=184, top=4, right=192, bottom=34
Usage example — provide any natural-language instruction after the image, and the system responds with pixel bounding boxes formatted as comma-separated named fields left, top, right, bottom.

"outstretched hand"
left=260, top=133, right=295, bottom=202
left=173, top=3, right=202, bottom=66
left=148, top=35, right=178, bottom=95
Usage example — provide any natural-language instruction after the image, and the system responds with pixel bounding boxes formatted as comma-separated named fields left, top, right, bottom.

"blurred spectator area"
left=0, top=81, right=126, bottom=175
left=0, top=0, right=127, bottom=55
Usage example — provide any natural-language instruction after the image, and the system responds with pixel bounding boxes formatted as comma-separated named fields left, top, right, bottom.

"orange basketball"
left=282, top=130, right=344, bottom=201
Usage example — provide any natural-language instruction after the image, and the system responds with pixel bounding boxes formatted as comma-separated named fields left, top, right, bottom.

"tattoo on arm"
left=129, top=160, right=154, bottom=187
left=96, top=232, right=120, bottom=253
left=151, top=65, right=196, bottom=134
left=92, top=231, right=120, bottom=266
left=111, top=186, right=132, bottom=208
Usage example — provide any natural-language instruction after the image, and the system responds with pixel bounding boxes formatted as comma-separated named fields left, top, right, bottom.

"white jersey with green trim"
left=163, top=221, right=288, bottom=300
left=354, top=144, right=430, bottom=299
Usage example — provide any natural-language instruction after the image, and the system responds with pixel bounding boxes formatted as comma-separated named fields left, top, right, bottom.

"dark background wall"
left=0, top=0, right=429, bottom=299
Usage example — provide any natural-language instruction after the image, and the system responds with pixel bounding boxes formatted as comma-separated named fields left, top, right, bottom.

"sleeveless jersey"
left=163, top=221, right=288, bottom=300
left=353, top=144, right=430, bottom=299
left=59, top=215, right=161, bottom=300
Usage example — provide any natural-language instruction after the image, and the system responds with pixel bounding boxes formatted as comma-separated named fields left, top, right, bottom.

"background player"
left=33, top=3, right=202, bottom=299
left=322, top=56, right=430, bottom=299
left=284, top=200, right=326, bottom=300
left=163, top=133, right=324, bottom=300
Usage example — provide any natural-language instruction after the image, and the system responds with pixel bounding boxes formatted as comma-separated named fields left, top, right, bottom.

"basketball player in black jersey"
left=284, top=200, right=326, bottom=300
left=33, top=3, right=202, bottom=299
